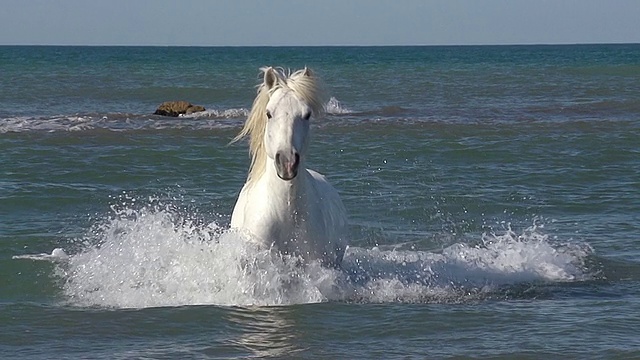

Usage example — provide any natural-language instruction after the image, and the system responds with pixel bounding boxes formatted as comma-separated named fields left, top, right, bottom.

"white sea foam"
left=0, top=116, right=95, bottom=133
left=178, top=108, right=249, bottom=119
left=17, top=201, right=592, bottom=308
left=0, top=114, right=141, bottom=133
left=0, top=98, right=348, bottom=133
left=324, top=97, right=352, bottom=115
left=0, top=109, right=249, bottom=133
left=12, top=248, right=68, bottom=262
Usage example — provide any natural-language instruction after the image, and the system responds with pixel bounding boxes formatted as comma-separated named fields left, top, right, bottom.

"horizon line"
left=1, top=41, right=639, bottom=48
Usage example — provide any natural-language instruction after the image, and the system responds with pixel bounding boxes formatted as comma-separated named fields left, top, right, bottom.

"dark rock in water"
left=154, top=101, right=205, bottom=117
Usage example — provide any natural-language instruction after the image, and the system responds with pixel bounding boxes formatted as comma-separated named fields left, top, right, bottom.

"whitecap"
left=325, top=97, right=352, bottom=115
left=178, top=108, right=249, bottom=119
left=13, top=248, right=69, bottom=262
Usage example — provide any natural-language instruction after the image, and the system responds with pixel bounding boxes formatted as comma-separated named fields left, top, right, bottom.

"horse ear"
left=263, top=67, right=277, bottom=90
left=302, top=67, right=313, bottom=77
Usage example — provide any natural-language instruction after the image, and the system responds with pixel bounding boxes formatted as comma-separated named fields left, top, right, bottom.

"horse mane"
left=232, top=67, right=325, bottom=184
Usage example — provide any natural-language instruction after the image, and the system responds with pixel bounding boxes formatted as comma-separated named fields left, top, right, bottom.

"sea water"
left=2, top=45, right=640, bottom=358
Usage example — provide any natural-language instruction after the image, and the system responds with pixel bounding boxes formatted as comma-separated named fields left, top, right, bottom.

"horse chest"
left=244, top=181, right=321, bottom=250
left=263, top=193, right=315, bottom=237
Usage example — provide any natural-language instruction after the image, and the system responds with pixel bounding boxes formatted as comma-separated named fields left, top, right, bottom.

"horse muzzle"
left=275, top=151, right=300, bottom=181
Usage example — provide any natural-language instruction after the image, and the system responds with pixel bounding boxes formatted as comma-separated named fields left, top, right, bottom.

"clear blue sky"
left=1, top=0, right=638, bottom=46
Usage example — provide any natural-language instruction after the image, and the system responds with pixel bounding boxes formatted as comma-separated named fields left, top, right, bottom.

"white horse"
left=230, top=67, right=348, bottom=267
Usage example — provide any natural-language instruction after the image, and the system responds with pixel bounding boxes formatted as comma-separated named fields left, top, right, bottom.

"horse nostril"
left=294, top=153, right=300, bottom=167
left=275, top=152, right=281, bottom=166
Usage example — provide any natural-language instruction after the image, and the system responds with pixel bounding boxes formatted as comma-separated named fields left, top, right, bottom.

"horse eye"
left=303, top=112, right=311, bottom=121
left=266, top=110, right=272, bottom=119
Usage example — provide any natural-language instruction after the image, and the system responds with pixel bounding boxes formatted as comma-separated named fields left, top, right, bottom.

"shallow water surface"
left=2, top=45, right=640, bottom=358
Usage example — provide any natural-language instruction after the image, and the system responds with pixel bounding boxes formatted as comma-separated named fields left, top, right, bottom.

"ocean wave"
left=13, top=197, right=594, bottom=308
left=0, top=115, right=103, bottom=133
left=0, top=99, right=348, bottom=133
left=178, top=108, right=250, bottom=119
left=0, top=112, right=245, bottom=133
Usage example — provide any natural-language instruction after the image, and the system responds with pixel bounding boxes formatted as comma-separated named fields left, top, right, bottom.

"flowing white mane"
left=232, top=67, right=325, bottom=184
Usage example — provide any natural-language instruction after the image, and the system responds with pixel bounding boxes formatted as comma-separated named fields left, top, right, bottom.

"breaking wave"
left=0, top=112, right=246, bottom=133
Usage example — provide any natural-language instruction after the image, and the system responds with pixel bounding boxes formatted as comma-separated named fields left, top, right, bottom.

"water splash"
left=52, top=202, right=332, bottom=308
left=324, top=97, right=352, bottom=115
left=20, top=200, right=593, bottom=308
left=343, top=227, right=592, bottom=303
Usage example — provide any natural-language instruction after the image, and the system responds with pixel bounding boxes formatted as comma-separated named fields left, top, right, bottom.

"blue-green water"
left=1, top=45, right=640, bottom=358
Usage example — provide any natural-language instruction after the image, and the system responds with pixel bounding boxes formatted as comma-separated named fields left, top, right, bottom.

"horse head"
left=262, top=67, right=313, bottom=181
left=233, top=67, right=324, bottom=183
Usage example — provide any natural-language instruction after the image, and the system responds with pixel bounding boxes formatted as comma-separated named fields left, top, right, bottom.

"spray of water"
left=16, top=197, right=593, bottom=308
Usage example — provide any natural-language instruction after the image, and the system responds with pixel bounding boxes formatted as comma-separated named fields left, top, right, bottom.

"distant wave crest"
left=178, top=108, right=250, bottom=119
left=0, top=100, right=358, bottom=133
left=0, top=110, right=249, bottom=133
